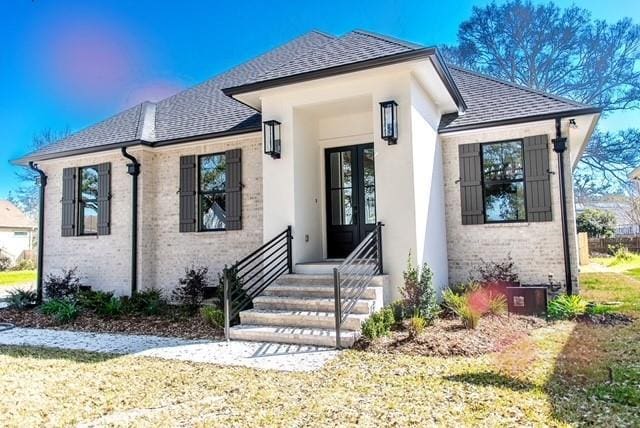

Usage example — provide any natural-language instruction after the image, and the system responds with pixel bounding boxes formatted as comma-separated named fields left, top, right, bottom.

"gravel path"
left=0, top=327, right=340, bottom=372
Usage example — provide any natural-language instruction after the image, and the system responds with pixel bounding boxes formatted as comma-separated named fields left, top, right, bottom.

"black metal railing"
left=333, top=222, right=383, bottom=348
left=224, top=226, right=293, bottom=340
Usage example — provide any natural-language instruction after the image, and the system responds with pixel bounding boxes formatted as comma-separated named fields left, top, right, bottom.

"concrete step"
left=262, top=284, right=379, bottom=299
left=275, top=274, right=388, bottom=287
left=228, top=324, right=358, bottom=348
left=253, top=295, right=374, bottom=314
left=239, top=309, right=367, bottom=331
left=294, top=262, right=342, bottom=275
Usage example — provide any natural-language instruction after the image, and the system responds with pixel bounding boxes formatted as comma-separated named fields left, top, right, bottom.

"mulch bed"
left=577, top=312, right=635, bottom=326
left=0, top=308, right=223, bottom=340
left=354, top=314, right=547, bottom=357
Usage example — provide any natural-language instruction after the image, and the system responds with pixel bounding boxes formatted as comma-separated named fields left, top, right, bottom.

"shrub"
left=389, top=300, right=407, bottom=324
left=174, top=266, right=209, bottom=313
left=442, top=289, right=481, bottom=329
left=41, top=299, right=79, bottom=323
left=44, top=268, right=81, bottom=300
left=10, top=259, right=35, bottom=271
left=487, top=292, right=507, bottom=315
left=400, top=253, right=438, bottom=323
left=577, top=208, right=616, bottom=238
left=77, top=290, right=114, bottom=311
left=407, top=316, right=427, bottom=338
left=608, top=244, right=633, bottom=263
left=0, top=254, right=12, bottom=271
left=96, top=296, right=124, bottom=318
left=547, top=295, right=587, bottom=320
left=475, top=255, right=519, bottom=284
left=6, top=288, right=37, bottom=310
left=585, top=303, right=614, bottom=316
left=216, top=266, right=250, bottom=317
left=200, top=307, right=225, bottom=328
left=361, top=307, right=395, bottom=340
left=126, top=288, right=167, bottom=315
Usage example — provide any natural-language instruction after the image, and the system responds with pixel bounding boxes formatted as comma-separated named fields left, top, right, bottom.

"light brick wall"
left=441, top=121, right=579, bottom=290
left=38, top=133, right=263, bottom=296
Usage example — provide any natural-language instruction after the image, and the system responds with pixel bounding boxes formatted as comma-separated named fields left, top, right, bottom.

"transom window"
left=481, top=141, right=526, bottom=222
left=78, top=166, right=99, bottom=235
left=199, top=153, right=227, bottom=231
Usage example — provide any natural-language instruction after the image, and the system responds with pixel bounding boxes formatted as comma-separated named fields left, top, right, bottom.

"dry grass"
left=0, top=270, right=35, bottom=286
left=0, top=272, right=637, bottom=427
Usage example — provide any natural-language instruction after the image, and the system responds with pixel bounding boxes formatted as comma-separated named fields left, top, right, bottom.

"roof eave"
left=222, top=47, right=467, bottom=113
left=438, top=107, right=603, bottom=134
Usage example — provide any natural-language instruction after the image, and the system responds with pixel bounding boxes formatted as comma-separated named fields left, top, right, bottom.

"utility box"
left=506, top=287, right=548, bottom=316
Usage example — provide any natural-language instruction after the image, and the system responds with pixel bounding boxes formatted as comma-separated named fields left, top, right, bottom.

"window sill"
left=484, top=222, right=531, bottom=228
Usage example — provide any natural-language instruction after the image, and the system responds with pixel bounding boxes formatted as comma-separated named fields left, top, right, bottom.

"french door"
left=325, top=143, right=376, bottom=259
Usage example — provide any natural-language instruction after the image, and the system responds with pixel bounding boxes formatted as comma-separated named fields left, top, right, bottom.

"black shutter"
left=459, top=143, right=484, bottom=225
left=179, top=155, right=197, bottom=232
left=225, top=148, right=242, bottom=231
left=97, top=163, right=111, bottom=235
left=61, top=167, right=76, bottom=237
left=524, top=135, right=552, bottom=222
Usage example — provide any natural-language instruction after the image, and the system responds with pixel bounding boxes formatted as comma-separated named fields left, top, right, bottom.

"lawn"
left=591, top=252, right=640, bottom=273
left=0, top=272, right=637, bottom=427
left=0, top=270, right=36, bottom=287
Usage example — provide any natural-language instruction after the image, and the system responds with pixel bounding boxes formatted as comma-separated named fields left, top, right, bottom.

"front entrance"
left=325, top=143, right=376, bottom=258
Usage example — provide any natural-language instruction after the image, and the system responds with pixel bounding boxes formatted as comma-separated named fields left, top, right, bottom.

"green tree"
left=442, top=0, right=640, bottom=195
left=576, top=208, right=616, bottom=237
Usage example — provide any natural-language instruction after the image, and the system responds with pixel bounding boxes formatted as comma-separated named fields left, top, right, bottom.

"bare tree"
left=443, top=0, right=640, bottom=194
left=621, top=182, right=640, bottom=229
left=8, top=128, right=69, bottom=218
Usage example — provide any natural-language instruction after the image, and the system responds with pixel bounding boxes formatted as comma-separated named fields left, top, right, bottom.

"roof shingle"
left=0, top=200, right=35, bottom=229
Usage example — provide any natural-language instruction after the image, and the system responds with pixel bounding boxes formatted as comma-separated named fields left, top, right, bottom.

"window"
left=78, top=166, right=99, bottom=235
left=482, top=141, right=526, bottom=222
left=199, top=153, right=227, bottom=231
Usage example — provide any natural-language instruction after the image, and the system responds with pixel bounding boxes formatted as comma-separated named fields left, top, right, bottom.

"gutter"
left=552, top=117, right=574, bottom=295
left=28, top=162, right=47, bottom=304
left=121, top=148, right=141, bottom=295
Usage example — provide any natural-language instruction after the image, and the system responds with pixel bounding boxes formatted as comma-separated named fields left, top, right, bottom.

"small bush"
left=0, top=254, right=12, bottom=271
left=200, top=307, right=225, bottom=328
left=97, top=296, right=124, bottom=318
left=547, top=294, right=587, bottom=320
left=585, top=303, right=614, bottom=316
left=475, top=255, right=519, bottom=284
left=442, top=289, right=481, bottom=329
left=44, top=268, right=81, bottom=300
left=389, top=300, right=407, bottom=324
left=447, top=281, right=481, bottom=296
left=10, top=259, right=35, bottom=271
left=361, top=307, right=395, bottom=340
left=6, top=288, right=37, bottom=310
left=41, top=299, right=80, bottom=323
left=77, top=290, right=114, bottom=311
left=487, top=292, right=507, bottom=315
left=609, top=244, right=633, bottom=263
left=174, top=266, right=210, bottom=313
left=407, top=316, right=427, bottom=338
left=128, top=288, right=167, bottom=315
left=400, top=253, right=438, bottom=322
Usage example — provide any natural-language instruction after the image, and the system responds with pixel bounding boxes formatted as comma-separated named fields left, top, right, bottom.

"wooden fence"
left=588, top=236, right=640, bottom=255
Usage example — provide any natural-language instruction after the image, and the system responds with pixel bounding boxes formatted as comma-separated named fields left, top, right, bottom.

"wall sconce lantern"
left=380, top=100, right=398, bottom=145
left=263, top=120, right=281, bottom=159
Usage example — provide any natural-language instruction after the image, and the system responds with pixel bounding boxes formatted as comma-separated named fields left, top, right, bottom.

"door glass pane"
left=330, top=151, right=352, bottom=188
left=201, top=193, right=226, bottom=230
left=484, top=182, right=526, bottom=222
left=362, top=148, right=375, bottom=187
left=364, top=186, right=376, bottom=224
left=331, top=188, right=353, bottom=225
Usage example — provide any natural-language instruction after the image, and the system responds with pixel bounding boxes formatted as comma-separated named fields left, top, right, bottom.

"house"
left=15, top=30, right=600, bottom=346
left=0, top=200, right=35, bottom=263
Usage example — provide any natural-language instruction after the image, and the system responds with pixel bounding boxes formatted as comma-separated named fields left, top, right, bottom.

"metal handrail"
left=224, top=226, right=293, bottom=341
left=333, top=222, right=383, bottom=348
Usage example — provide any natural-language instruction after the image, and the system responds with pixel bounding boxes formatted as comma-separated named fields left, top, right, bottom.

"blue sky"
left=1, top=0, right=638, bottom=198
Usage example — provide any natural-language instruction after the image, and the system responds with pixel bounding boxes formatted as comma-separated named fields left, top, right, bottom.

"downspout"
left=552, top=118, right=574, bottom=295
left=121, top=148, right=141, bottom=295
left=28, top=162, right=47, bottom=304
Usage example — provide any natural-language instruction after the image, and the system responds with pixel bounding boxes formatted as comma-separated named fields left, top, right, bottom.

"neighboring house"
left=575, top=196, right=636, bottom=235
left=0, top=200, right=35, bottom=262
left=630, top=166, right=640, bottom=191
left=15, top=30, right=600, bottom=345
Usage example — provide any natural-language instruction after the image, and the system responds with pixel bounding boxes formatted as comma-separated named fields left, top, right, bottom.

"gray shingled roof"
left=18, top=29, right=598, bottom=163
left=439, top=66, right=595, bottom=132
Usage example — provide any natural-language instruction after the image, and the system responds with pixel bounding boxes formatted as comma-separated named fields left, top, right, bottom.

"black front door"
left=325, top=143, right=376, bottom=259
